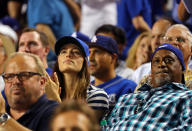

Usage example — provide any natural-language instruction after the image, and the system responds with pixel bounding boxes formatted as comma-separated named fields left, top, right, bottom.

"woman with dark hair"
left=54, top=36, right=90, bottom=100
left=54, top=36, right=109, bottom=118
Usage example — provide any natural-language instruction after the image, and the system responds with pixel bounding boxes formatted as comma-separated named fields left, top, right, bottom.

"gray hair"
left=166, top=24, right=192, bottom=45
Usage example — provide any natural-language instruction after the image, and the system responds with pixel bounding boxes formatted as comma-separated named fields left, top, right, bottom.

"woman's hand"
left=45, top=72, right=61, bottom=103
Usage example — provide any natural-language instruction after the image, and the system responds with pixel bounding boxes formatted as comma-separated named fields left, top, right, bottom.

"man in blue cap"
left=95, top=24, right=134, bottom=80
left=103, top=43, right=192, bottom=130
left=89, top=35, right=137, bottom=111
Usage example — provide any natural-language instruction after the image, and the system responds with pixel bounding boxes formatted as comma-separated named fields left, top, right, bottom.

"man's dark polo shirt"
left=6, top=94, right=58, bottom=131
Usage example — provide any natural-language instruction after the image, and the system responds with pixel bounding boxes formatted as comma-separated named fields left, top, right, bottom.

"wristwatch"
left=0, top=113, right=10, bottom=126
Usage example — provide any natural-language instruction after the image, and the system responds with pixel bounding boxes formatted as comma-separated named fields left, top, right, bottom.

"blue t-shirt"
left=92, top=75, right=137, bottom=110
left=6, top=94, right=58, bottom=131
left=117, top=0, right=152, bottom=60
left=148, top=0, right=165, bottom=24
left=27, top=0, right=74, bottom=39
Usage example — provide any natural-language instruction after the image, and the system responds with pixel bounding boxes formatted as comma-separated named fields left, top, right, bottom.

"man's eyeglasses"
left=2, top=72, right=42, bottom=83
left=161, top=36, right=188, bottom=43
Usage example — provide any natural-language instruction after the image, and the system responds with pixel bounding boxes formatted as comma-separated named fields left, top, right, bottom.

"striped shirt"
left=104, top=83, right=192, bottom=130
left=87, top=85, right=109, bottom=110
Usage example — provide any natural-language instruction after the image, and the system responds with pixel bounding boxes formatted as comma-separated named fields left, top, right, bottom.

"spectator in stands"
left=172, top=0, right=192, bottom=32
left=126, top=32, right=152, bottom=70
left=50, top=100, right=100, bottom=131
left=95, top=24, right=134, bottom=80
left=17, top=28, right=61, bottom=102
left=0, top=35, right=15, bottom=77
left=177, top=0, right=192, bottom=70
left=54, top=36, right=109, bottom=119
left=162, top=24, right=192, bottom=88
left=0, top=0, right=23, bottom=19
left=80, top=0, right=117, bottom=37
left=54, top=36, right=89, bottom=100
left=0, top=34, right=15, bottom=93
left=133, top=18, right=174, bottom=84
left=104, top=43, right=192, bottom=130
left=0, top=52, right=58, bottom=131
left=135, top=24, right=192, bottom=92
left=89, top=35, right=137, bottom=110
left=117, top=0, right=152, bottom=60
left=27, top=0, right=77, bottom=51
left=0, top=24, right=18, bottom=107
left=18, top=28, right=51, bottom=75
left=95, top=24, right=126, bottom=58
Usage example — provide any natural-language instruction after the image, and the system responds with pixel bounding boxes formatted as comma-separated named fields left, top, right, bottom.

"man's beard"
left=153, top=75, right=171, bottom=88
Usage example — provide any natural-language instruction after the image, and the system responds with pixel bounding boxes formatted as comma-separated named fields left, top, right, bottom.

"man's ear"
left=111, top=53, right=118, bottom=64
left=44, top=46, right=50, bottom=56
left=40, top=76, right=46, bottom=91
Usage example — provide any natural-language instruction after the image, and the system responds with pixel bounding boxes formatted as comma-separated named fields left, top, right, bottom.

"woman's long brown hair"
left=53, top=59, right=90, bottom=101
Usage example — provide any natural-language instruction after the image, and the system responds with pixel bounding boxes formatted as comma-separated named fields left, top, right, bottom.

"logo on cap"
left=91, top=36, right=97, bottom=43
left=159, top=45, right=168, bottom=48
left=71, top=32, right=77, bottom=38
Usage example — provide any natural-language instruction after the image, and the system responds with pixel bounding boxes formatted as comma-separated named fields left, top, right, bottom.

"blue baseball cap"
left=71, top=32, right=91, bottom=42
left=55, top=36, right=90, bottom=65
left=0, top=16, right=20, bottom=31
left=89, top=35, right=118, bottom=55
left=151, top=43, right=185, bottom=71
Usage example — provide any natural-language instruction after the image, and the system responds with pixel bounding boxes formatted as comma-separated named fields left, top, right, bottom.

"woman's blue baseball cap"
left=55, top=36, right=90, bottom=65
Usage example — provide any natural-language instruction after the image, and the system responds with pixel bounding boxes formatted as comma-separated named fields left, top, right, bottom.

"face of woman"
left=136, top=36, right=151, bottom=65
left=58, top=44, right=84, bottom=74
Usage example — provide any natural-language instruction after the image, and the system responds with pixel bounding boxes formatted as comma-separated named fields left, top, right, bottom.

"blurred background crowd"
left=0, top=0, right=192, bottom=130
